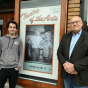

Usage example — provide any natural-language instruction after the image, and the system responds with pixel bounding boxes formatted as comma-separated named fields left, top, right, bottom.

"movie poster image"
left=24, top=24, right=54, bottom=73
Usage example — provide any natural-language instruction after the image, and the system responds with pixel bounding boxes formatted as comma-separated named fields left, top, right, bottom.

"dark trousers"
left=0, top=68, right=19, bottom=88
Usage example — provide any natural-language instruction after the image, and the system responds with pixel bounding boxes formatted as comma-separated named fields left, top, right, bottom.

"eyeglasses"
left=70, top=20, right=81, bottom=24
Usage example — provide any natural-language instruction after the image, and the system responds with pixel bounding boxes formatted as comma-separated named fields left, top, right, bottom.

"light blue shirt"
left=69, top=29, right=82, bottom=59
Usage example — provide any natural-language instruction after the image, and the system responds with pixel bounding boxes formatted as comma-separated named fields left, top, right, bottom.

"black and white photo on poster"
left=24, top=24, right=54, bottom=73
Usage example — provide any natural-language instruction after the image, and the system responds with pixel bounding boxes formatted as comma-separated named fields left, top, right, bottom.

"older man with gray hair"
left=57, top=16, right=88, bottom=88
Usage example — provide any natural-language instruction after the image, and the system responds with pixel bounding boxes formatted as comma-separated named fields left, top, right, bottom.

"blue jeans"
left=64, top=74, right=87, bottom=88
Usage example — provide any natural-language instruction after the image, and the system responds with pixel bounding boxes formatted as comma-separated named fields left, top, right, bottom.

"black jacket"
left=57, top=31, right=88, bottom=86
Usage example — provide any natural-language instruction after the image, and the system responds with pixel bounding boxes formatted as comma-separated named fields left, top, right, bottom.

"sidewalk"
left=5, top=82, right=23, bottom=88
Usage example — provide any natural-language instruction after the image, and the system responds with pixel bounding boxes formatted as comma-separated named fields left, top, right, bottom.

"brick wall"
left=67, top=0, right=80, bottom=33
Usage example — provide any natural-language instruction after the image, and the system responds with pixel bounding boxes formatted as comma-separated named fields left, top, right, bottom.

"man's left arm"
left=73, top=33, right=88, bottom=71
left=17, top=39, right=24, bottom=70
left=74, top=54, right=88, bottom=71
left=66, top=52, right=88, bottom=72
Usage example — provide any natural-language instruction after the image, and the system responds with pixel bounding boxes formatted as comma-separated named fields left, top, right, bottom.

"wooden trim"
left=17, top=78, right=57, bottom=88
left=14, top=0, right=22, bottom=35
left=14, top=0, right=68, bottom=88
left=59, top=0, right=68, bottom=40
left=0, top=14, right=4, bottom=19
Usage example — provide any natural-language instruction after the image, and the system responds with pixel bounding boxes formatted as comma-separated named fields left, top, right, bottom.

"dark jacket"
left=57, top=31, right=88, bottom=86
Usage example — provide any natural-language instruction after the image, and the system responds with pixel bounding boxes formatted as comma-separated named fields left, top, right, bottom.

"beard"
left=9, top=30, right=16, bottom=35
left=9, top=32, right=15, bottom=35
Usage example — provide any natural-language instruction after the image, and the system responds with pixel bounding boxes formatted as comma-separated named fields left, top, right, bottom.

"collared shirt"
left=69, top=29, right=82, bottom=59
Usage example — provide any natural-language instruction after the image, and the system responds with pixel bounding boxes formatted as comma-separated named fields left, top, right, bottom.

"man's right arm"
left=57, top=35, right=78, bottom=75
left=57, top=34, right=66, bottom=66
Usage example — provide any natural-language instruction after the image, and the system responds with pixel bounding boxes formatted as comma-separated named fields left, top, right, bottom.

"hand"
left=64, top=61, right=76, bottom=74
left=0, top=68, right=1, bottom=69
left=15, top=68, right=18, bottom=70
left=70, top=70, right=78, bottom=75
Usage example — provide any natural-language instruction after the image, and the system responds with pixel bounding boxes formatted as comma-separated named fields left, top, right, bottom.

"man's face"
left=8, top=23, right=17, bottom=35
left=70, top=16, right=83, bottom=34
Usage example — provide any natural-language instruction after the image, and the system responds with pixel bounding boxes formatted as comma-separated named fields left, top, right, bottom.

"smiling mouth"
left=11, top=31, right=14, bottom=32
left=73, top=26, right=78, bottom=28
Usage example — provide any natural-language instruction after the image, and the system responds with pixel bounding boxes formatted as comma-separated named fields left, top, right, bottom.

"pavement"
left=5, top=82, right=23, bottom=88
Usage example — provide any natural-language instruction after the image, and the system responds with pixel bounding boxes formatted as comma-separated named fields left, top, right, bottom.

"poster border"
left=23, top=24, right=55, bottom=74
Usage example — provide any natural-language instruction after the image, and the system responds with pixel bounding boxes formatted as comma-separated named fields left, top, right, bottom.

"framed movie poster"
left=24, top=24, right=54, bottom=73
left=19, top=0, right=61, bottom=85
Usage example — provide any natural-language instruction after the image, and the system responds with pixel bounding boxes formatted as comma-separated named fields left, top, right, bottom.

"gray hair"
left=70, top=16, right=82, bottom=23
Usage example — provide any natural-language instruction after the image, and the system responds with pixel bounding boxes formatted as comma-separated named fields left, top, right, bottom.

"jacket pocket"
left=1, top=54, right=16, bottom=65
